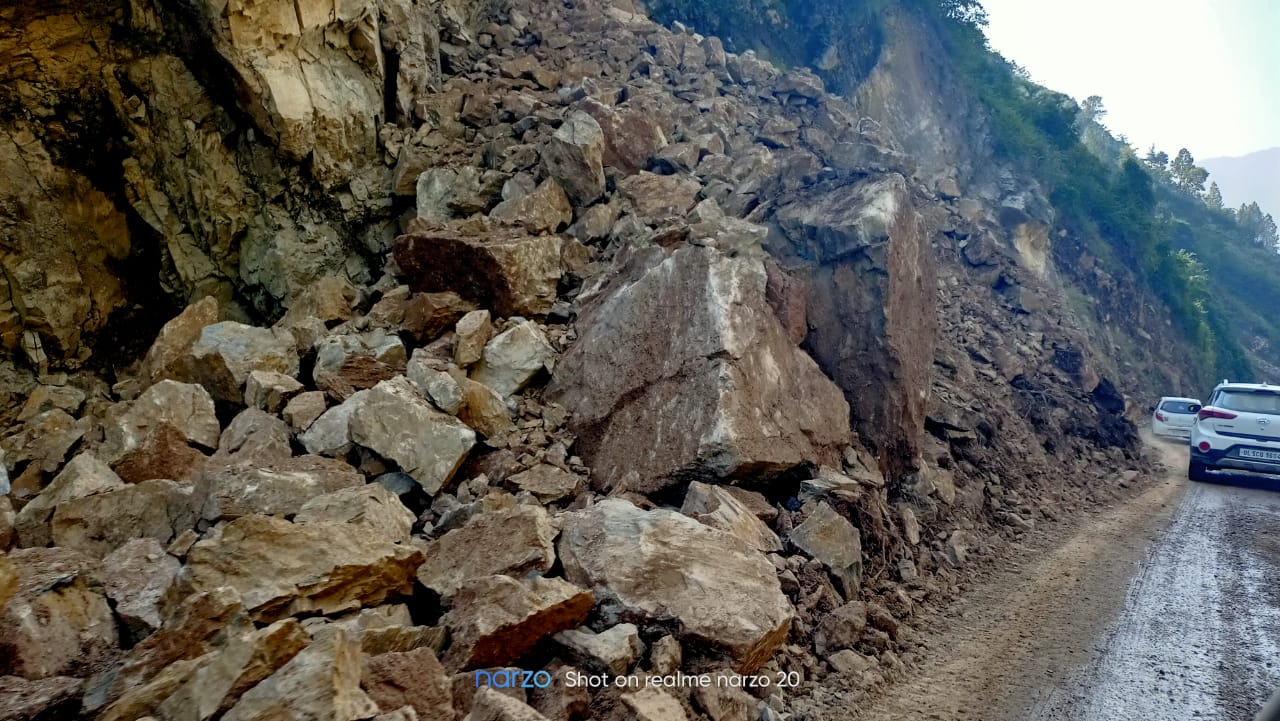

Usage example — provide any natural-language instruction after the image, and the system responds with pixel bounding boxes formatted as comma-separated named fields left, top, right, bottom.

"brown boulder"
left=547, top=245, right=850, bottom=492
left=50, top=479, right=198, bottom=558
left=617, top=172, right=701, bottom=220
left=98, top=538, right=181, bottom=639
left=441, top=575, right=593, bottom=670
left=198, top=455, right=363, bottom=522
left=140, top=296, right=220, bottom=384
left=183, top=515, right=423, bottom=623
left=489, top=179, right=574, bottom=234
left=111, top=424, right=209, bottom=484
left=680, top=482, right=782, bottom=553
left=0, top=675, right=84, bottom=721
left=14, top=452, right=123, bottom=548
left=295, top=484, right=417, bottom=543
left=0, top=547, right=118, bottom=679
left=100, top=380, right=220, bottom=466
left=557, top=499, right=793, bottom=674
left=404, top=292, right=480, bottom=344
left=578, top=99, right=667, bottom=175
left=222, top=631, right=378, bottom=721
left=394, top=230, right=568, bottom=317
left=362, top=647, right=455, bottom=721
left=542, top=111, right=606, bottom=207
left=415, top=505, right=557, bottom=600
left=771, top=174, right=937, bottom=476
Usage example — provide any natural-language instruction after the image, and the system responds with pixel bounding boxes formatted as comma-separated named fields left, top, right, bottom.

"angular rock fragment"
left=51, top=479, right=199, bottom=558
left=199, top=455, right=363, bottom=522
left=222, top=631, right=378, bottom=721
left=244, top=370, right=305, bottom=414
left=183, top=515, right=423, bottom=623
left=300, top=390, right=371, bottom=457
left=789, top=503, right=862, bottom=599
left=415, top=505, right=557, bottom=600
left=489, top=179, right=573, bottom=234
left=471, top=320, right=555, bottom=397
left=140, top=296, right=219, bottom=384
left=100, top=380, right=220, bottom=465
left=548, top=245, right=849, bottom=492
left=394, top=231, right=567, bottom=317
left=295, top=484, right=416, bottom=543
left=0, top=675, right=84, bottom=721
left=454, top=310, right=494, bottom=368
left=508, top=464, right=583, bottom=503
left=191, top=321, right=301, bottom=403
left=441, top=575, right=593, bottom=670
left=0, top=548, right=118, bottom=679
left=215, top=408, right=293, bottom=462
left=350, top=378, right=476, bottom=495
left=470, top=688, right=552, bottom=721
left=621, top=688, right=687, bottom=721
left=558, top=499, right=793, bottom=673
left=681, top=482, right=782, bottom=553
left=14, top=453, right=124, bottom=548
left=99, top=538, right=181, bottom=639
left=362, top=647, right=455, bottom=721
left=543, top=110, right=606, bottom=206
left=554, top=624, right=643, bottom=676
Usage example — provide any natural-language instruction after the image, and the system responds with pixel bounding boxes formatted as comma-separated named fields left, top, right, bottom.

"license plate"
left=1238, top=448, right=1280, bottom=462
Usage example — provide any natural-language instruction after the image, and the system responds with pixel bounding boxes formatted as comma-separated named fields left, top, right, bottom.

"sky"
left=978, top=0, right=1280, bottom=161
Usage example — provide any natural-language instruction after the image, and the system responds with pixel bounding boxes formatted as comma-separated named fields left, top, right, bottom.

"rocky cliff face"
left=0, top=0, right=1153, bottom=718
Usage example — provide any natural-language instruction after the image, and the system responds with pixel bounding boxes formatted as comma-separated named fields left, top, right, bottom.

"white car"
left=1151, top=396, right=1201, bottom=439
left=1189, top=381, right=1280, bottom=482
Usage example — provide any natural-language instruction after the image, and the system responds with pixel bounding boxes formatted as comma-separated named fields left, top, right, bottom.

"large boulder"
left=471, top=320, right=556, bottom=397
left=361, top=647, right=455, bottom=721
left=394, top=229, right=570, bottom=317
left=98, top=538, right=182, bottom=639
left=440, top=575, right=593, bottom=671
left=14, top=453, right=124, bottom=548
left=50, top=479, right=199, bottom=558
left=415, top=505, right=558, bottom=601
left=547, top=245, right=850, bottom=492
left=222, top=631, right=378, bottom=721
left=140, top=296, right=220, bottom=384
left=771, top=174, right=937, bottom=476
left=0, top=548, right=118, bottom=679
left=295, top=484, right=417, bottom=543
left=349, top=378, right=476, bottom=495
left=542, top=110, right=606, bottom=206
left=182, top=515, right=423, bottom=622
left=680, top=482, right=782, bottom=553
left=100, top=380, right=220, bottom=466
left=788, top=502, right=863, bottom=599
left=190, top=321, right=301, bottom=403
left=198, top=455, right=364, bottom=522
left=557, top=499, right=793, bottom=673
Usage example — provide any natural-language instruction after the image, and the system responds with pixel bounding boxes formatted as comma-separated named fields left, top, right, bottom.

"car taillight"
left=1198, top=408, right=1237, bottom=420
left=1155, top=412, right=1167, bottom=422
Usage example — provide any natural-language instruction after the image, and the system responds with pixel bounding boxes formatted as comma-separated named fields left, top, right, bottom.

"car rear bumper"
left=1191, top=446, right=1280, bottom=475
left=1154, top=427, right=1193, bottom=439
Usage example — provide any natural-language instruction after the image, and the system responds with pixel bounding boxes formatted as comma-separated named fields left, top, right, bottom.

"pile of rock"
left=0, top=0, right=1155, bottom=718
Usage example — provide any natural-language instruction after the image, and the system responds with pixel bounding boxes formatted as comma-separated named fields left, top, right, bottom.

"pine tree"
left=1205, top=182, right=1224, bottom=209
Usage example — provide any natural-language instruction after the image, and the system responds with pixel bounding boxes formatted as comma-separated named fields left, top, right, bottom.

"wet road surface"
left=1037, top=468, right=1280, bottom=720
left=850, top=437, right=1280, bottom=721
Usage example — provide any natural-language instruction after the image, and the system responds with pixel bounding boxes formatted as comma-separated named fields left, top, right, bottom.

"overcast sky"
left=979, top=0, right=1280, bottom=160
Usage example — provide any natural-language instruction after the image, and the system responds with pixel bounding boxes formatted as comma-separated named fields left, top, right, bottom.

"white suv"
left=1189, top=381, right=1280, bottom=482
left=1152, top=396, right=1202, bottom=439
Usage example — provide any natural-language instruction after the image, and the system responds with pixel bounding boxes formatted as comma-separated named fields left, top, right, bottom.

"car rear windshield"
left=1216, top=390, right=1280, bottom=414
left=1159, top=400, right=1201, bottom=414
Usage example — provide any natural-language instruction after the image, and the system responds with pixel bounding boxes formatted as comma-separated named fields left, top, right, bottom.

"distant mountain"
left=1203, top=147, right=1280, bottom=219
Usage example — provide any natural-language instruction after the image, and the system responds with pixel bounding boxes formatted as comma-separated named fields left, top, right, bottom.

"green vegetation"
left=929, top=6, right=1261, bottom=385
left=647, top=0, right=1279, bottom=386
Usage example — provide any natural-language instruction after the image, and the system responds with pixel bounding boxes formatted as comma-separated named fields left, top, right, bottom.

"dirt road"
left=853, top=436, right=1280, bottom=721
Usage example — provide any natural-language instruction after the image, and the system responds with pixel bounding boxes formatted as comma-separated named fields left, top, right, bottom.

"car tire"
left=1188, top=459, right=1211, bottom=482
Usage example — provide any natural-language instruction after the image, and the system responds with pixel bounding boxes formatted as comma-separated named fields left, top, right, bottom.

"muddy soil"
left=847, top=433, right=1280, bottom=721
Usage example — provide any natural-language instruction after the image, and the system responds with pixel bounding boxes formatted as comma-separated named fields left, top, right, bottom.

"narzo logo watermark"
left=474, top=669, right=553, bottom=689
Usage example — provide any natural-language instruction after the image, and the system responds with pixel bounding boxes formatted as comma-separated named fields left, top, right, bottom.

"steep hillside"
left=0, top=0, right=1179, bottom=719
